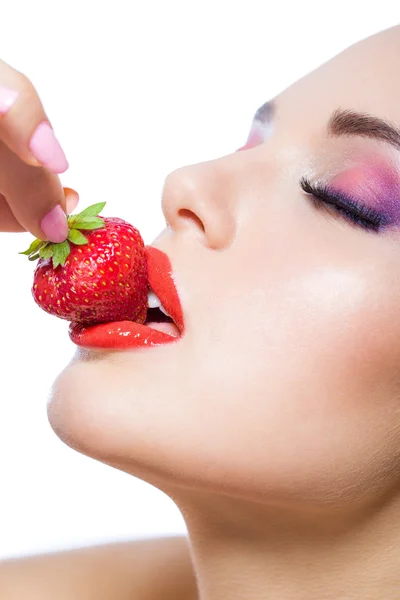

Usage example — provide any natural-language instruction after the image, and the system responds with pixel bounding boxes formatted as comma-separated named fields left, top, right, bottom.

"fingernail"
left=29, top=121, right=69, bottom=174
left=65, top=190, right=79, bottom=215
left=0, top=84, right=19, bottom=115
left=40, top=205, right=69, bottom=243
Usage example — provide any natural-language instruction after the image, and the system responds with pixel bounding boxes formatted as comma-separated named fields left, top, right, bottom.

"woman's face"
left=49, top=26, right=400, bottom=509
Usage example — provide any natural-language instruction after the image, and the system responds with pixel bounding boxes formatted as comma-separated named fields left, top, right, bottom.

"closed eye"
left=299, top=177, right=386, bottom=233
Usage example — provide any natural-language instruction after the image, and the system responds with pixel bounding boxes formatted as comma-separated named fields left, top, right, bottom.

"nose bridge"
left=161, top=158, right=237, bottom=250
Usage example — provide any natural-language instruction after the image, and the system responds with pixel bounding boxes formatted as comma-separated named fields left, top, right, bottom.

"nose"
left=161, top=160, right=237, bottom=250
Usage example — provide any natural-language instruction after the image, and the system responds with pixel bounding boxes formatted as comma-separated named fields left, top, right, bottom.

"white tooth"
left=147, top=290, right=161, bottom=308
left=147, top=290, right=172, bottom=318
left=159, top=303, right=172, bottom=318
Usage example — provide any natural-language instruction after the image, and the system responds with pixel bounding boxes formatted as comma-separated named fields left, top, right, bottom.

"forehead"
left=274, top=26, right=400, bottom=134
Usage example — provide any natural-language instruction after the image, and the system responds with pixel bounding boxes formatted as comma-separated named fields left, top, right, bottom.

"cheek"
left=228, top=200, right=400, bottom=400
left=265, top=265, right=400, bottom=393
left=208, top=236, right=400, bottom=432
left=188, top=258, right=400, bottom=505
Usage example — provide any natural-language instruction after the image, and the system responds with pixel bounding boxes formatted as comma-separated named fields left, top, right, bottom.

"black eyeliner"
left=300, top=176, right=389, bottom=232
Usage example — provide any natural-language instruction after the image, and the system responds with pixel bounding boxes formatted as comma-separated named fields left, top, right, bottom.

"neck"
left=168, top=488, right=400, bottom=600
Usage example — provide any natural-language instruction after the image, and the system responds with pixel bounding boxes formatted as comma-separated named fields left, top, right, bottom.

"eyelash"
left=299, top=176, right=386, bottom=233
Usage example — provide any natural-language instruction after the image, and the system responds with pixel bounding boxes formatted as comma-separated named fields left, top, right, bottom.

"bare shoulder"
left=0, top=535, right=198, bottom=600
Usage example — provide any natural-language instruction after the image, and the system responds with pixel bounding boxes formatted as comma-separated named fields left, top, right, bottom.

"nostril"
left=178, top=208, right=205, bottom=233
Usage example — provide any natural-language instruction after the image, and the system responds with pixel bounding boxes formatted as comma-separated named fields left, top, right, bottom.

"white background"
left=0, top=1, right=397, bottom=559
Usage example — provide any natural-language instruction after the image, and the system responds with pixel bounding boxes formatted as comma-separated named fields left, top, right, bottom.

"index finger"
left=0, top=58, right=69, bottom=241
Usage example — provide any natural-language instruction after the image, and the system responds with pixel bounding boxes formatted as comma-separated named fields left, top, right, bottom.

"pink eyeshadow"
left=329, top=160, right=400, bottom=223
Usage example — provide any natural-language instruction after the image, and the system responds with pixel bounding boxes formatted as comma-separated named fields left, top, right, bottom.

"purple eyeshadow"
left=329, top=161, right=400, bottom=226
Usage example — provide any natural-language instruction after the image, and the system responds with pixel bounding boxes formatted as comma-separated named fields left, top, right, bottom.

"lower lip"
left=69, top=320, right=180, bottom=350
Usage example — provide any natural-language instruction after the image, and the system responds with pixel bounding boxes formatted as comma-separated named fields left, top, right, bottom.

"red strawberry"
left=20, top=202, right=148, bottom=325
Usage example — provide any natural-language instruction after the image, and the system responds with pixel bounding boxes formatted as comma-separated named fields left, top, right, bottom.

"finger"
left=0, top=187, right=78, bottom=234
left=0, top=58, right=68, bottom=174
left=0, top=141, right=68, bottom=241
left=0, top=193, right=24, bottom=232
left=64, top=187, right=79, bottom=215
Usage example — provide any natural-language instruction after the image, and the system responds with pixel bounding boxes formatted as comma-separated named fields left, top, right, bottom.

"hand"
left=0, top=58, right=78, bottom=242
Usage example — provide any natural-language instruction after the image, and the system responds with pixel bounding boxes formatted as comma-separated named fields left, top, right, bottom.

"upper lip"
left=145, top=245, right=185, bottom=335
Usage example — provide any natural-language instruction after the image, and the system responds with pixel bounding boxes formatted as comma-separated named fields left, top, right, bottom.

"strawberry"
left=20, top=202, right=148, bottom=325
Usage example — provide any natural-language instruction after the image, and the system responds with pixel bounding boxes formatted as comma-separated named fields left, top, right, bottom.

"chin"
left=46, top=340, right=199, bottom=485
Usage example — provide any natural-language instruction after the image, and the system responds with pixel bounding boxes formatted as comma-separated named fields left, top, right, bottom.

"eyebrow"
left=328, top=109, right=400, bottom=151
left=252, top=102, right=400, bottom=152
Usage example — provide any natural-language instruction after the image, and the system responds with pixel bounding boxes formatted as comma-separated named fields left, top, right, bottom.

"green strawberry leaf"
left=21, top=202, right=107, bottom=266
left=19, top=238, right=44, bottom=256
left=71, top=216, right=105, bottom=230
left=73, top=202, right=106, bottom=220
left=67, top=229, right=88, bottom=245
left=39, top=244, right=54, bottom=259
left=52, top=240, right=70, bottom=268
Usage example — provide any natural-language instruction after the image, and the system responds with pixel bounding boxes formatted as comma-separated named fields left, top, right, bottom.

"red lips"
left=69, top=246, right=184, bottom=350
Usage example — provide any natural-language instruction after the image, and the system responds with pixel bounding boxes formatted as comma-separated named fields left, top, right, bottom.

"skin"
left=19, top=23, right=400, bottom=599
left=0, top=58, right=78, bottom=237
left=0, top=536, right=198, bottom=600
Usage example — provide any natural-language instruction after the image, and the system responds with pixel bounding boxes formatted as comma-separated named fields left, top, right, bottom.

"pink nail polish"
left=40, top=205, right=69, bottom=243
left=0, top=84, right=19, bottom=115
left=29, top=122, right=69, bottom=174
